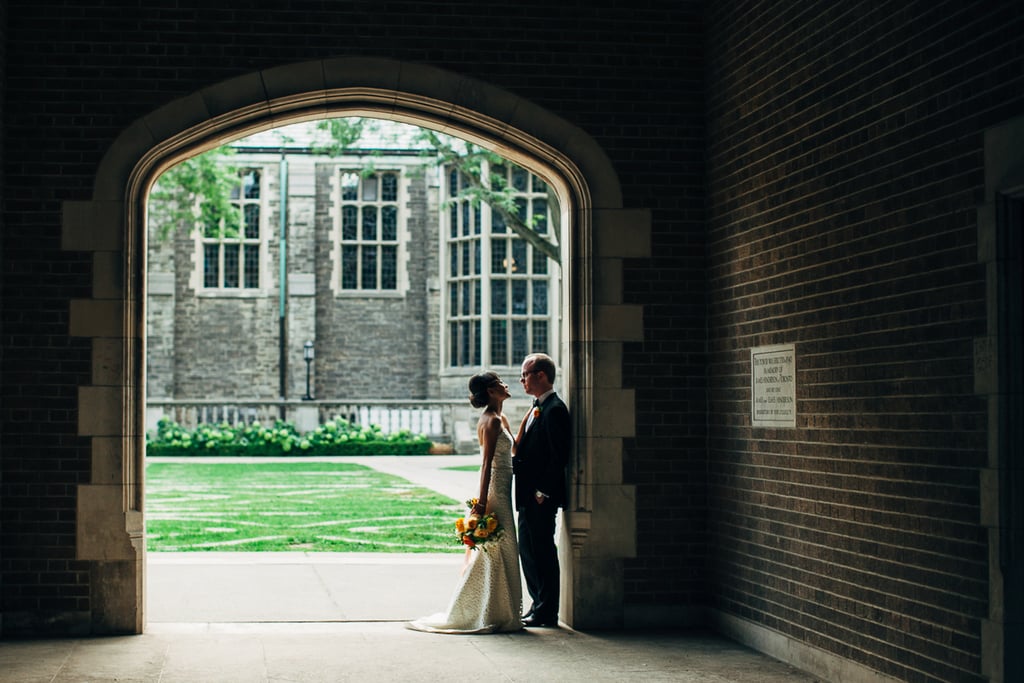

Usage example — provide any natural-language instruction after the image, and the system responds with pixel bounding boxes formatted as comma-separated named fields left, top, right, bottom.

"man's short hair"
left=527, top=353, right=556, bottom=383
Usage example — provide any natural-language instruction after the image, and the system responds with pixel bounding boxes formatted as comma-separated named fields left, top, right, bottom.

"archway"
left=63, top=57, right=649, bottom=633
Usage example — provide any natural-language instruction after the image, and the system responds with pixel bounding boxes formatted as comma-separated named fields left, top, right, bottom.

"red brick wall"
left=705, top=1, right=1022, bottom=681
left=0, top=1, right=708, bottom=632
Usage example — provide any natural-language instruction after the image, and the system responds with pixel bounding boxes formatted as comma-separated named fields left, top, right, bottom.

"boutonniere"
left=532, top=405, right=543, bottom=419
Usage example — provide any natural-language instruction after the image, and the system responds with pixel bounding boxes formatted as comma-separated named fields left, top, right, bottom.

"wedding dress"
left=407, top=429, right=523, bottom=634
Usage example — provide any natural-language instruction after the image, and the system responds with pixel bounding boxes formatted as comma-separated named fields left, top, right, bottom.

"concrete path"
left=0, top=456, right=824, bottom=682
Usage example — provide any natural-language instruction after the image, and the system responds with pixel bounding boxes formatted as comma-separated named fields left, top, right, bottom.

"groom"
left=513, top=352, right=570, bottom=627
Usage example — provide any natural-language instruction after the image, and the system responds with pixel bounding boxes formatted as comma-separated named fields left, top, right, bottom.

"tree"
left=150, top=118, right=561, bottom=265
left=310, top=117, right=561, bottom=264
left=149, top=145, right=240, bottom=242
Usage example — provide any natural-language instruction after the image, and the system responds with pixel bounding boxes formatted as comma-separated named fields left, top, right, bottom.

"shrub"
left=146, top=416, right=432, bottom=457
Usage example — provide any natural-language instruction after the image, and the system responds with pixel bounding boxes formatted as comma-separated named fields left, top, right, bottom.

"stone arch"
left=62, top=57, right=648, bottom=633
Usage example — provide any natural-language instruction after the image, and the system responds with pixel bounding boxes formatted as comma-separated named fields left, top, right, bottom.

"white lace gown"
left=407, top=429, right=523, bottom=634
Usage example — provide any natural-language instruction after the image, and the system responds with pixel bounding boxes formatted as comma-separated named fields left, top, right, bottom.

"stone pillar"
left=65, top=199, right=145, bottom=634
left=564, top=208, right=648, bottom=628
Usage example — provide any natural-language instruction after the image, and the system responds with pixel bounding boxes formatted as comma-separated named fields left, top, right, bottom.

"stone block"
left=582, top=484, right=637, bottom=558
left=594, top=208, right=651, bottom=258
left=89, top=560, right=143, bottom=634
left=591, top=388, right=636, bottom=437
left=593, top=258, right=623, bottom=305
left=592, top=342, right=623, bottom=388
left=569, top=557, right=624, bottom=629
left=76, top=484, right=135, bottom=561
left=61, top=201, right=123, bottom=252
left=91, top=437, right=124, bottom=485
left=92, top=338, right=124, bottom=386
left=594, top=304, right=644, bottom=342
left=585, top=436, right=625, bottom=486
left=93, top=251, right=124, bottom=299
left=69, top=299, right=123, bottom=338
left=78, top=386, right=123, bottom=436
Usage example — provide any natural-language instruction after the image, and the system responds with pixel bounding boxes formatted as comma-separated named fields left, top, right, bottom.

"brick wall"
left=705, top=1, right=1023, bottom=681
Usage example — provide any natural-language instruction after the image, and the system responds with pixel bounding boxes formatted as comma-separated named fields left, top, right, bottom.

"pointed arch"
left=63, top=57, right=648, bottom=633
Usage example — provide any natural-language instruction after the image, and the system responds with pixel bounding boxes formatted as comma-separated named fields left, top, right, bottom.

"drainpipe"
left=278, top=153, right=288, bottom=418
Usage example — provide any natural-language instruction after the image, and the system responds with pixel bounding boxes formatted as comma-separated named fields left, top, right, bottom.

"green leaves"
left=150, top=145, right=240, bottom=242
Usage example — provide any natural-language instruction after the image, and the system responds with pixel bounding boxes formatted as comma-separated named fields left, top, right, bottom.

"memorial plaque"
left=751, top=344, right=796, bottom=428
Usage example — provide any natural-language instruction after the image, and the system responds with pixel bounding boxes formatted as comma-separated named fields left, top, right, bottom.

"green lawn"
left=146, top=461, right=463, bottom=553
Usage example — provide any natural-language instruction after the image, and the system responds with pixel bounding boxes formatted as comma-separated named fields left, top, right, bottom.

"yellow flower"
left=487, top=517, right=498, bottom=532
left=476, top=527, right=490, bottom=539
left=466, top=516, right=478, bottom=530
left=455, top=518, right=466, bottom=534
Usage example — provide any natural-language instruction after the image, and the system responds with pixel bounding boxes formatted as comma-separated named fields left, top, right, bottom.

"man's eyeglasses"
left=520, top=370, right=538, bottom=380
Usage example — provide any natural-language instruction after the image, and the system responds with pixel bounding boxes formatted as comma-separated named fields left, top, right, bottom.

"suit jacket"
left=513, top=393, right=571, bottom=510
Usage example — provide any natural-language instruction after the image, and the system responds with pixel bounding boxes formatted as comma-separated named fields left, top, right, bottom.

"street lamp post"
left=302, top=340, right=315, bottom=400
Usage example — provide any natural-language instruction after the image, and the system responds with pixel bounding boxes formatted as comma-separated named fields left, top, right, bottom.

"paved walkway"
left=0, top=456, right=824, bottom=682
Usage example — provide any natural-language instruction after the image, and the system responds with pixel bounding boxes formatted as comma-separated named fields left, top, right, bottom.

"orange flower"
left=454, top=502, right=504, bottom=551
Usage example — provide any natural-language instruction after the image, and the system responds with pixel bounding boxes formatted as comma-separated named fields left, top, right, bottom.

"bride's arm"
left=513, top=411, right=528, bottom=452
left=474, top=415, right=500, bottom=514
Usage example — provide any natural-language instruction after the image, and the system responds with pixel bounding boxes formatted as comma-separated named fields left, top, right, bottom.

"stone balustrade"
left=144, top=398, right=530, bottom=450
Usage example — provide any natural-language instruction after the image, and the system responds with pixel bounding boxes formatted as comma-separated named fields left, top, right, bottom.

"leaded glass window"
left=338, top=170, right=401, bottom=291
left=201, top=168, right=262, bottom=290
left=444, top=162, right=556, bottom=368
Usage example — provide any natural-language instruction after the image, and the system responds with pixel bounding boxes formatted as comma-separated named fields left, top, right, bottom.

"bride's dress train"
left=407, top=429, right=523, bottom=634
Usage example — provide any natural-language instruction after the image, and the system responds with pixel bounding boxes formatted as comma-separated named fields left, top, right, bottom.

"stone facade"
left=148, top=141, right=536, bottom=406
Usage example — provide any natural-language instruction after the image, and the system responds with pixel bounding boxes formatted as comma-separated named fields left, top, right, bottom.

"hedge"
left=146, top=416, right=433, bottom=457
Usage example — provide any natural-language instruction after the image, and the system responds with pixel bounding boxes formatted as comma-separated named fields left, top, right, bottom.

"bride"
left=407, top=372, right=524, bottom=634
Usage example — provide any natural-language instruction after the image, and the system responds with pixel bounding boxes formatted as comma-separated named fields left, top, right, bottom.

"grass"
left=146, top=461, right=464, bottom=553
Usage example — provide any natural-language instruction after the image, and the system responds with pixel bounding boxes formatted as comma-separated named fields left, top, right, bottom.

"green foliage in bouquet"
left=146, top=416, right=432, bottom=457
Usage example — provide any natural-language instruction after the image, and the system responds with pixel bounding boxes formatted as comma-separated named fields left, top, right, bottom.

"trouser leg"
left=519, top=500, right=559, bottom=618
left=518, top=508, right=540, bottom=607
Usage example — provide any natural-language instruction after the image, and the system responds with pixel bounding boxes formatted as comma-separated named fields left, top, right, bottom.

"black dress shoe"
left=523, top=615, right=558, bottom=627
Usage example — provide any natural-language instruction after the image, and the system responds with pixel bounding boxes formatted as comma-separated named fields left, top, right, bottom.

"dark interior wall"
left=705, top=2, right=1023, bottom=682
left=0, top=0, right=6, bottom=637
left=0, top=1, right=707, bottom=633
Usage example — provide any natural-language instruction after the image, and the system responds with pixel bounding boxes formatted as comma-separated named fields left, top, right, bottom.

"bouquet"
left=455, top=498, right=503, bottom=551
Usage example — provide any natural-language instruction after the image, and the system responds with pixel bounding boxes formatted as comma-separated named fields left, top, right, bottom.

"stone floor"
left=0, top=622, right=824, bottom=683
left=0, top=456, right=825, bottom=682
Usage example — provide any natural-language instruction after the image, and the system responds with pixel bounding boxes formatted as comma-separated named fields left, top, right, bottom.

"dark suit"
left=513, top=393, right=570, bottom=622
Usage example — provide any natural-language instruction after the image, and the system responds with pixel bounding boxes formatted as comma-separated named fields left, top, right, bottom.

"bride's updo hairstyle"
left=468, top=371, right=501, bottom=409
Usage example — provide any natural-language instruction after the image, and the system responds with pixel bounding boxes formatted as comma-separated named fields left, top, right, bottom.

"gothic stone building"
left=2, top=2, right=1023, bottom=683
left=146, top=123, right=559, bottom=436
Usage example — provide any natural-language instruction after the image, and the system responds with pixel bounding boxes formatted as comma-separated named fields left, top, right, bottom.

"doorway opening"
left=70, top=57, right=640, bottom=634
left=142, top=116, right=568, bottom=622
